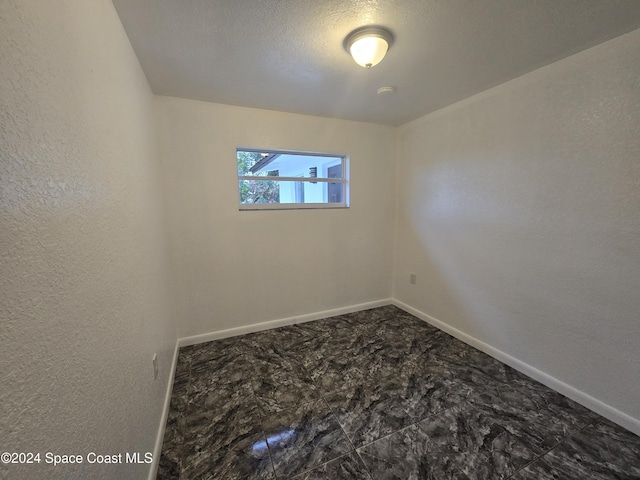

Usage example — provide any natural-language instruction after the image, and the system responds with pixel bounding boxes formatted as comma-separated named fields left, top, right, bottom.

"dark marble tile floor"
left=157, top=305, right=640, bottom=479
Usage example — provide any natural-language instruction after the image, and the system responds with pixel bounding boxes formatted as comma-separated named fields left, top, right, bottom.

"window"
left=237, top=149, right=349, bottom=210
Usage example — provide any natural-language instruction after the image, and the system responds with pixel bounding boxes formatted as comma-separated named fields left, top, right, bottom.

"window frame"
left=237, top=148, right=349, bottom=211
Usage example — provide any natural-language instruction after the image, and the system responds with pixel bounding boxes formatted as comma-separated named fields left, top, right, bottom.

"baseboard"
left=154, top=295, right=639, bottom=475
left=178, top=298, right=393, bottom=347
left=148, top=341, right=180, bottom=480
left=392, top=299, right=640, bottom=437
left=148, top=299, right=391, bottom=478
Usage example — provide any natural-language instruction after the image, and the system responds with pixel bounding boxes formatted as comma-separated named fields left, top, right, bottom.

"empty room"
left=1, top=1, right=639, bottom=479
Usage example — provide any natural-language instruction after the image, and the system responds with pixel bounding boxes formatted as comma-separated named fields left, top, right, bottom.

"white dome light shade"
left=350, top=36, right=388, bottom=68
left=344, top=27, right=394, bottom=69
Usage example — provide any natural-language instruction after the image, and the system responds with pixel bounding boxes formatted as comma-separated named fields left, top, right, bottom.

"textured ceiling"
left=112, top=0, right=640, bottom=125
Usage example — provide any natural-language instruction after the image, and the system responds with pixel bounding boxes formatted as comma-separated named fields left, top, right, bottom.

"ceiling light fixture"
left=344, top=26, right=394, bottom=69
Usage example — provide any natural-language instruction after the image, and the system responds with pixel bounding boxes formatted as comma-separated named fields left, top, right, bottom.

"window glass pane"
left=239, top=180, right=344, bottom=205
left=237, top=150, right=343, bottom=179
left=294, top=181, right=305, bottom=203
left=237, top=149, right=348, bottom=209
left=238, top=179, right=280, bottom=204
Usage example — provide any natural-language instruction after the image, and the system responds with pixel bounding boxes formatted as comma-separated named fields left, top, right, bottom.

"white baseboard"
left=178, top=298, right=393, bottom=347
left=391, top=299, right=640, bottom=437
left=151, top=296, right=639, bottom=480
left=148, top=341, right=180, bottom=480
left=149, top=299, right=392, bottom=477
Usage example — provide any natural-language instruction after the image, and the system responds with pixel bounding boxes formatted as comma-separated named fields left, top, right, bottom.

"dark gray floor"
left=157, top=305, right=640, bottom=479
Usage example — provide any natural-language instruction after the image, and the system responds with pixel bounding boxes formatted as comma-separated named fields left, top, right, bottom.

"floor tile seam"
left=242, top=350, right=267, bottom=396
left=164, top=310, right=381, bottom=477
left=552, top=416, right=597, bottom=447
left=304, top=357, right=364, bottom=397
left=325, top=396, right=363, bottom=450
left=241, top=360, right=296, bottom=424
left=352, top=418, right=428, bottom=453
left=480, top=372, right=556, bottom=402
left=184, top=358, right=265, bottom=435
left=331, top=387, right=417, bottom=422
left=318, top=389, right=378, bottom=480
left=411, top=398, right=540, bottom=461
left=353, top=450, right=376, bottom=480
left=462, top=390, right=528, bottom=417
left=503, top=399, right=599, bottom=453
left=296, top=358, right=318, bottom=385
left=277, top=450, right=365, bottom=480
left=411, top=402, right=474, bottom=445
left=462, top=363, right=598, bottom=428
left=398, top=401, right=448, bottom=429
left=601, top=426, right=640, bottom=448
left=352, top=418, right=476, bottom=480
left=331, top=426, right=377, bottom=480
left=502, top=449, right=551, bottom=479
left=309, top=336, right=526, bottom=451
left=519, top=401, right=596, bottom=440
left=429, top=413, right=538, bottom=480
left=259, top=427, right=279, bottom=480
left=303, top=359, right=366, bottom=398
left=236, top=358, right=288, bottom=423
left=441, top=365, right=495, bottom=396
left=503, top=418, right=598, bottom=479
left=165, top=318, right=607, bottom=480
left=445, top=459, right=471, bottom=480
left=265, top=431, right=356, bottom=479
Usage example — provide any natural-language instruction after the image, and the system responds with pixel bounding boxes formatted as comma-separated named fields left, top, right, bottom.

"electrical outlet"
left=152, top=353, right=158, bottom=380
left=410, top=273, right=417, bottom=285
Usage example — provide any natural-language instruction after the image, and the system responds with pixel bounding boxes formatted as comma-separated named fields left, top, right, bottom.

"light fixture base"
left=344, top=26, right=394, bottom=69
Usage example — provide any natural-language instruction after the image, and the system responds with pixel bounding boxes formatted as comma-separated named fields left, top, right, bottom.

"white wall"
left=393, top=29, right=640, bottom=429
left=0, top=1, right=176, bottom=479
left=156, top=97, right=396, bottom=338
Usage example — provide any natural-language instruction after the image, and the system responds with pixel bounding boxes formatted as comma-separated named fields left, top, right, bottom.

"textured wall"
left=156, top=97, right=396, bottom=338
left=394, top=29, right=640, bottom=427
left=0, top=1, right=176, bottom=479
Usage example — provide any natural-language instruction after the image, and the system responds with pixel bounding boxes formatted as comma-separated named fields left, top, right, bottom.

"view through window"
left=237, top=149, right=348, bottom=209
